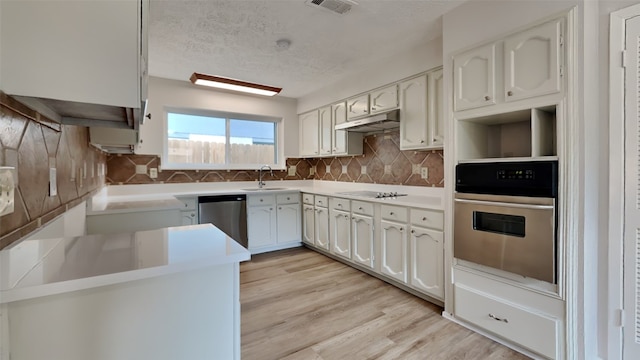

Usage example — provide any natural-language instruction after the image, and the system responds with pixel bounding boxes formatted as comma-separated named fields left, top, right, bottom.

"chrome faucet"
left=258, top=165, right=273, bottom=188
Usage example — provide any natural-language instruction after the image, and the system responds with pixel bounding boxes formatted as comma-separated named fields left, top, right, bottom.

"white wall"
left=297, top=36, right=443, bottom=113
left=137, top=76, right=299, bottom=164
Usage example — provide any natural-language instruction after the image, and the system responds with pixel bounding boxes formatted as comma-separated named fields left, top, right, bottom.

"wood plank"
left=240, top=247, right=530, bottom=360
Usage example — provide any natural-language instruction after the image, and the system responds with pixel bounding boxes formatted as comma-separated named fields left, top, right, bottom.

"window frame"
left=162, top=107, right=281, bottom=170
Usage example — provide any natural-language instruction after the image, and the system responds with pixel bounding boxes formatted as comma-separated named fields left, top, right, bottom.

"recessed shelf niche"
left=457, top=106, right=557, bottom=161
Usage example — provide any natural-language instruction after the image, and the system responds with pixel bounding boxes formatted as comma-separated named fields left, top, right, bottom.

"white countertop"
left=0, top=224, right=251, bottom=303
left=89, top=180, right=445, bottom=214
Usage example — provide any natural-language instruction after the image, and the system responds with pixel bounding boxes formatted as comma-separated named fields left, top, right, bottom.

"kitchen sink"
left=241, top=187, right=289, bottom=191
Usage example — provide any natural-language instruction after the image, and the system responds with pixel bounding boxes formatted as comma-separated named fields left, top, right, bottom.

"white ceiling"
left=149, top=0, right=463, bottom=98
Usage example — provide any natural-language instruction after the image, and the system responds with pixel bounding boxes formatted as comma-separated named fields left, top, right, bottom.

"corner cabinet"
left=399, top=68, right=444, bottom=150
left=453, top=17, right=564, bottom=113
left=0, top=0, right=148, bottom=127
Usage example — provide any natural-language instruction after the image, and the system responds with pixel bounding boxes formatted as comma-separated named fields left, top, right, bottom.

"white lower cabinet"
left=351, top=201, right=374, bottom=269
left=329, top=198, right=351, bottom=260
left=409, top=226, right=443, bottom=299
left=247, top=192, right=301, bottom=253
left=302, top=203, right=315, bottom=245
left=314, top=196, right=330, bottom=251
left=380, top=220, right=408, bottom=283
left=453, top=267, right=564, bottom=359
left=177, top=197, right=198, bottom=226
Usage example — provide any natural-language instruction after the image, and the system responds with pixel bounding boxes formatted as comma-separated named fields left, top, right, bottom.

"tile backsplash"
left=0, top=93, right=106, bottom=249
left=107, top=130, right=444, bottom=187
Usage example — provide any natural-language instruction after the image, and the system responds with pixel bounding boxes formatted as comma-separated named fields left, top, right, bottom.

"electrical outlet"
left=149, top=168, right=158, bottom=179
left=309, top=167, right=315, bottom=176
left=288, top=165, right=296, bottom=177
left=421, top=167, right=429, bottom=179
left=49, top=168, right=57, bottom=197
left=0, top=167, right=16, bottom=217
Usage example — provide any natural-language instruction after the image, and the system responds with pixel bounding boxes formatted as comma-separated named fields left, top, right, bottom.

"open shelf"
left=457, top=106, right=557, bottom=161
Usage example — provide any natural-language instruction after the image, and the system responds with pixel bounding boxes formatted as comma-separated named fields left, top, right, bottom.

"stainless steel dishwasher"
left=198, top=195, right=248, bottom=248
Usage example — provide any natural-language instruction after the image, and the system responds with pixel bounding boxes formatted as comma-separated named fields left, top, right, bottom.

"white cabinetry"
left=347, top=94, right=370, bottom=120
left=302, top=194, right=315, bottom=246
left=453, top=17, right=564, bottom=113
left=329, top=198, right=351, bottom=260
left=247, top=192, right=301, bottom=254
left=380, top=205, right=408, bottom=283
left=409, top=208, right=444, bottom=300
left=351, top=201, right=375, bottom=269
left=332, top=101, right=363, bottom=156
left=453, top=43, right=498, bottom=111
left=399, top=69, right=444, bottom=150
left=0, top=0, right=148, bottom=126
left=299, top=111, right=320, bottom=157
left=314, top=196, right=330, bottom=251
left=370, top=84, right=398, bottom=114
left=319, top=106, right=333, bottom=156
left=504, top=19, right=563, bottom=102
left=176, top=197, right=198, bottom=225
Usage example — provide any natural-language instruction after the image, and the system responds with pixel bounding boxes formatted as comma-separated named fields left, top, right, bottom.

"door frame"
left=609, top=4, right=640, bottom=359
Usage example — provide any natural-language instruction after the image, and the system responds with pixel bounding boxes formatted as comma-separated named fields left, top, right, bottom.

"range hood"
left=334, top=109, right=400, bottom=132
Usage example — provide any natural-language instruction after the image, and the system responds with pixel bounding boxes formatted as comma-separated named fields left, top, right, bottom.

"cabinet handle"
left=191, top=214, right=195, bottom=217
left=371, top=107, right=376, bottom=111
left=338, top=203, right=342, bottom=207
left=432, top=138, right=437, bottom=143
left=270, top=208, right=273, bottom=211
left=411, top=229, right=415, bottom=234
left=488, top=314, right=508, bottom=323
left=145, top=113, right=152, bottom=120
left=279, top=207, right=282, bottom=210
left=344, top=215, right=349, bottom=219
left=484, top=95, right=491, bottom=101
left=422, top=217, right=427, bottom=221
left=287, top=197, right=290, bottom=200
left=390, top=212, right=394, bottom=215
left=363, top=109, right=368, bottom=112
left=400, top=227, right=404, bottom=231
left=420, top=140, right=425, bottom=143
left=507, top=91, right=513, bottom=97
left=359, top=207, right=363, bottom=210
left=260, top=199, right=263, bottom=202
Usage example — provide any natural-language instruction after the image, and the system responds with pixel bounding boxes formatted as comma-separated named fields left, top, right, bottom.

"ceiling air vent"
left=306, top=0, right=356, bottom=15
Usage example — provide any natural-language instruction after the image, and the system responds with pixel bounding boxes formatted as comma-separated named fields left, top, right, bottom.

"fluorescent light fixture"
left=189, top=72, right=282, bottom=96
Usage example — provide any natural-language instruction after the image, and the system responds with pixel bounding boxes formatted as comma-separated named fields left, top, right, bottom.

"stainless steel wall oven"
left=454, top=161, right=558, bottom=284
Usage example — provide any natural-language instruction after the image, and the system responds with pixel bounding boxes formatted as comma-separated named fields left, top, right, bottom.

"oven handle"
left=454, top=198, right=555, bottom=211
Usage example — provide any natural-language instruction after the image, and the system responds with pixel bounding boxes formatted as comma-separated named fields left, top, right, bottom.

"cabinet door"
left=332, top=101, right=348, bottom=155
left=347, top=94, right=370, bottom=120
left=370, top=84, right=398, bottom=114
left=319, top=106, right=333, bottom=156
left=181, top=211, right=197, bottom=226
left=247, top=205, right=276, bottom=249
left=330, top=209, right=351, bottom=260
left=410, top=226, right=443, bottom=299
left=299, top=111, right=319, bottom=156
left=399, top=74, right=428, bottom=150
left=380, top=220, right=407, bottom=283
left=428, top=69, right=444, bottom=147
left=504, top=19, right=562, bottom=102
left=352, top=214, right=374, bottom=269
left=453, top=43, right=497, bottom=111
left=314, top=207, right=330, bottom=251
left=277, top=203, right=301, bottom=244
left=302, top=204, right=315, bottom=245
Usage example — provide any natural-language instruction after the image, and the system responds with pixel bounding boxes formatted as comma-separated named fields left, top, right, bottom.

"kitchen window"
left=163, top=108, right=280, bottom=170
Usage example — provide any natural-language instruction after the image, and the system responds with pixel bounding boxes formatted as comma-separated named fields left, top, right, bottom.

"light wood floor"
left=240, top=247, right=530, bottom=360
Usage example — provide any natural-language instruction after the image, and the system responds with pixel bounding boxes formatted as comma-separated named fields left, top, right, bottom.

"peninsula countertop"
left=0, top=224, right=251, bottom=304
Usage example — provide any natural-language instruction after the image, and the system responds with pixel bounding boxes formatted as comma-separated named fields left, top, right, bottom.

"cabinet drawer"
left=248, top=194, right=276, bottom=206
left=302, top=193, right=314, bottom=205
left=352, top=201, right=374, bottom=216
left=315, top=196, right=328, bottom=208
left=177, top=197, right=197, bottom=211
left=454, top=284, right=558, bottom=359
left=410, top=208, right=443, bottom=230
left=277, top=193, right=299, bottom=205
left=381, top=205, right=408, bottom=222
left=330, top=197, right=351, bottom=211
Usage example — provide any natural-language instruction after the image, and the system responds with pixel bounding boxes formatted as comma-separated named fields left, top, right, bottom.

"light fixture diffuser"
left=189, top=72, right=282, bottom=96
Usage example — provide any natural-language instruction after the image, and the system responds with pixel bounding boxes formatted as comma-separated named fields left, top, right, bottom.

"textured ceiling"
left=149, top=0, right=462, bottom=98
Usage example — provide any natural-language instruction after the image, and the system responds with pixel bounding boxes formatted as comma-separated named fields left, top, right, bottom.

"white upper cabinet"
left=299, top=111, right=320, bottom=157
left=428, top=69, right=445, bottom=147
left=399, top=74, right=428, bottom=150
left=370, top=84, right=398, bottom=114
left=453, top=43, right=497, bottom=111
left=319, top=106, right=333, bottom=156
left=1, top=0, right=148, bottom=116
left=504, top=18, right=563, bottom=102
left=347, top=94, right=370, bottom=120
left=332, top=102, right=348, bottom=154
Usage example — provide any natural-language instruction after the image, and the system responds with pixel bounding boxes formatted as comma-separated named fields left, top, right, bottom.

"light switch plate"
left=49, top=168, right=57, bottom=197
left=0, top=167, right=16, bottom=217
left=421, top=167, right=429, bottom=179
left=288, top=165, right=296, bottom=177
left=149, top=168, right=158, bottom=179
